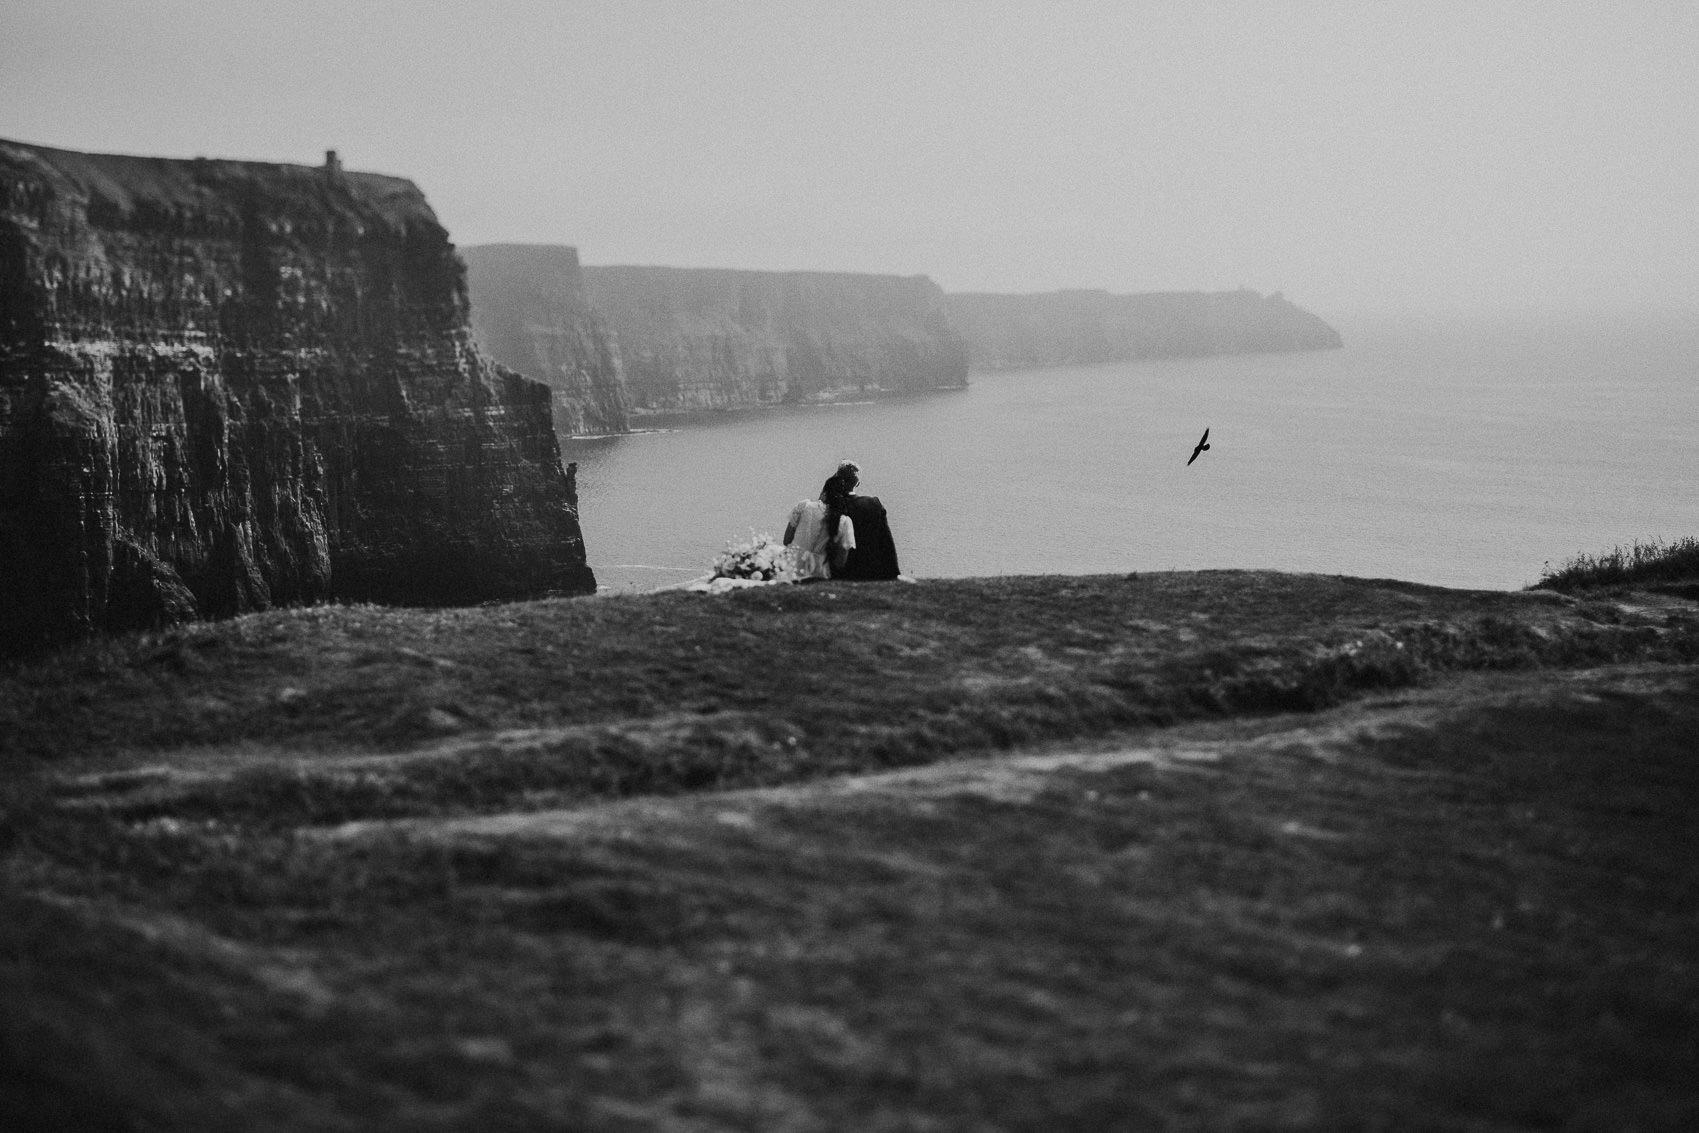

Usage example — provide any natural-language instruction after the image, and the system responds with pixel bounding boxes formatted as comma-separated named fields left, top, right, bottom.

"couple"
left=782, top=461, right=902, bottom=582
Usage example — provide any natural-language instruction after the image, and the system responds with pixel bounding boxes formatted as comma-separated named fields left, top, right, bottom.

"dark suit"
left=837, top=494, right=901, bottom=580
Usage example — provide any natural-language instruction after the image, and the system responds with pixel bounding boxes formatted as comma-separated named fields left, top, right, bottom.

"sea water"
left=562, top=310, right=1699, bottom=594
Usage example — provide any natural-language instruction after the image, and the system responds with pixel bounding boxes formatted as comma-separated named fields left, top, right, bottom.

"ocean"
left=561, top=310, right=1699, bottom=594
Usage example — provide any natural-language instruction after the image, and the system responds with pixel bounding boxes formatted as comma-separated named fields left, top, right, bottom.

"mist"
left=4, top=1, right=1695, bottom=316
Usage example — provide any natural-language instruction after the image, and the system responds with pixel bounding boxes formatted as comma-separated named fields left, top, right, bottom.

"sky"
left=3, top=1, right=1696, bottom=317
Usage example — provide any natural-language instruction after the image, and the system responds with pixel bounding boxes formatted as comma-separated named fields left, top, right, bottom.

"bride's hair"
left=821, top=477, right=850, bottom=556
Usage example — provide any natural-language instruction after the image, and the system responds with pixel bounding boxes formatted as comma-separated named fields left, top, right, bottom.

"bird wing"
left=1199, top=427, right=1210, bottom=446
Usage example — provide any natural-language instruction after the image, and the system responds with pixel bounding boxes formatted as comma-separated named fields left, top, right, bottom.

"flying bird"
left=1186, top=427, right=1211, bottom=466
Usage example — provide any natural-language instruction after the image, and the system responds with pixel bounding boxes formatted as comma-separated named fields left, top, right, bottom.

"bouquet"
left=711, top=531, right=799, bottom=583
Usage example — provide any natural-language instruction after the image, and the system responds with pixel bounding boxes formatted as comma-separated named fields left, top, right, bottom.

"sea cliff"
left=0, top=141, right=595, bottom=655
left=461, top=243, right=629, bottom=437
left=496, top=263, right=965, bottom=422
left=464, top=255, right=969, bottom=428
left=463, top=253, right=1346, bottom=433
left=581, top=265, right=969, bottom=418
left=945, top=288, right=1344, bottom=371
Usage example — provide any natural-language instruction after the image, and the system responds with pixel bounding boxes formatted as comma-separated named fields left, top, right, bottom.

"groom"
left=830, top=461, right=902, bottom=580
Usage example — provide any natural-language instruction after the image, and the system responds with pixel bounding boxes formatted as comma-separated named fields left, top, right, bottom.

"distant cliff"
left=462, top=244, right=628, bottom=437
left=944, top=289, right=1343, bottom=371
left=580, top=266, right=968, bottom=417
left=0, top=140, right=595, bottom=655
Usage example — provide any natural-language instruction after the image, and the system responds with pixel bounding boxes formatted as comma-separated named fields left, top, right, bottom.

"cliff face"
left=0, top=140, right=594, bottom=655
left=464, top=258, right=1340, bottom=427
left=944, top=289, right=1344, bottom=371
left=461, top=244, right=628, bottom=437
left=580, top=266, right=968, bottom=416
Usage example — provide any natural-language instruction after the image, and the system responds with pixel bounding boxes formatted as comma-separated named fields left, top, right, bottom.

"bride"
left=783, top=477, right=856, bottom=582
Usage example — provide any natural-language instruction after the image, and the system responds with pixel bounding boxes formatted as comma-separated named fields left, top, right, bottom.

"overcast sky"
left=4, top=1, right=1695, bottom=316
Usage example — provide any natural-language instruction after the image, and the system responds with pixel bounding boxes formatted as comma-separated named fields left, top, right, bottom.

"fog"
left=4, top=1, right=1695, bottom=316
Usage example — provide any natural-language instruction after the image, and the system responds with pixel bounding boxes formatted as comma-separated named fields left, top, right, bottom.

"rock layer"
left=462, top=244, right=628, bottom=437
left=581, top=265, right=968, bottom=417
left=0, top=140, right=594, bottom=655
left=944, top=288, right=1344, bottom=371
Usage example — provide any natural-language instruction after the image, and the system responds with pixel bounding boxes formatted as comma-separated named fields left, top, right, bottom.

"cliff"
left=461, top=243, right=628, bottom=437
left=580, top=265, right=969, bottom=417
left=944, top=288, right=1344, bottom=371
left=0, top=140, right=595, bottom=655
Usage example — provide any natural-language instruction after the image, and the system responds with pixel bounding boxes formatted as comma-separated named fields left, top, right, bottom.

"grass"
left=1535, top=535, right=1699, bottom=594
left=6, top=669, right=1699, bottom=1130
left=2, top=572, right=1696, bottom=831
left=3, top=569, right=1699, bottom=1129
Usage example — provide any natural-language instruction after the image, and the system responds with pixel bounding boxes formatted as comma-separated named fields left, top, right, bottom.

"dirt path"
left=322, top=664, right=1683, bottom=844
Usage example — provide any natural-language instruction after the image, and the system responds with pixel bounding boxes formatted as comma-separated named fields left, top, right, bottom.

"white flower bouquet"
left=710, top=531, right=799, bottom=584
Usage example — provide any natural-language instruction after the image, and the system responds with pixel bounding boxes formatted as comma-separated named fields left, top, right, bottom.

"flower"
left=711, top=531, right=800, bottom=583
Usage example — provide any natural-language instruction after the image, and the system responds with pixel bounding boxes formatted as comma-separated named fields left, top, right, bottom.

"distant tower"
left=324, top=149, right=342, bottom=182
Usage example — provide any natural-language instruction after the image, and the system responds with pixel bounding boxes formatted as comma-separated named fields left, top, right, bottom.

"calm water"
left=562, top=311, right=1699, bottom=594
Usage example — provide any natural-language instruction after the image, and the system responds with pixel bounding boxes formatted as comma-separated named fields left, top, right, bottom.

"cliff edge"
left=945, top=288, right=1344, bottom=371
left=0, top=141, right=595, bottom=654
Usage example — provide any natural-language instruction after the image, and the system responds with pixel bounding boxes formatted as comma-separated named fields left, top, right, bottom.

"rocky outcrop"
left=944, top=288, right=1343, bottom=371
left=0, top=140, right=594, bottom=656
left=580, top=265, right=968, bottom=417
left=462, top=244, right=628, bottom=437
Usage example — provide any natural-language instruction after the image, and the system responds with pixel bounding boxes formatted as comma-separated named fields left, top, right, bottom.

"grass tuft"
left=1534, top=536, right=1699, bottom=594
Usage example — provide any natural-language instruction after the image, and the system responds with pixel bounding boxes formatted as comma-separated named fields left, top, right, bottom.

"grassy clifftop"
left=3, top=571, right=1698, bottom=1129
left=8, top=571, right=1695, bottom=770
